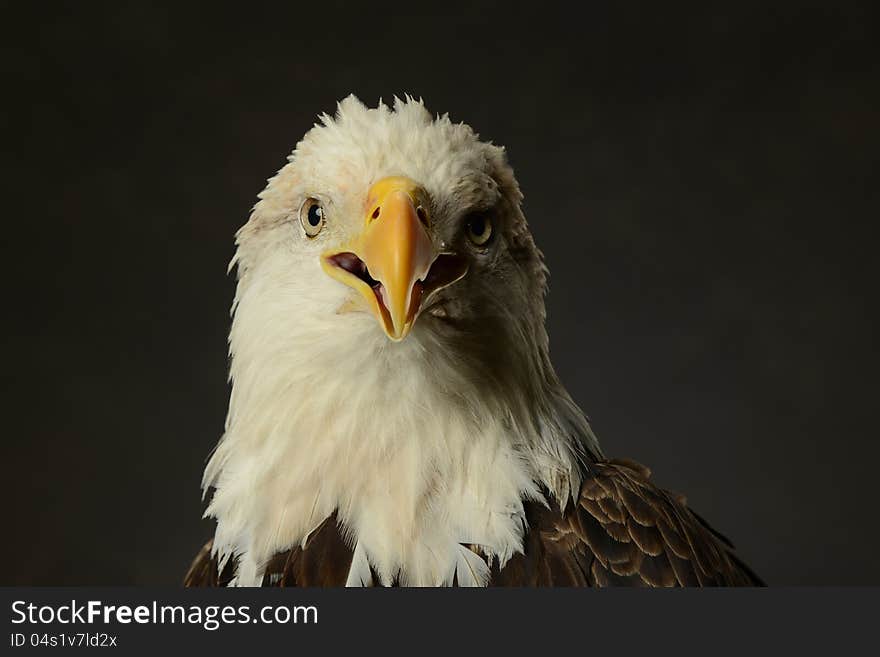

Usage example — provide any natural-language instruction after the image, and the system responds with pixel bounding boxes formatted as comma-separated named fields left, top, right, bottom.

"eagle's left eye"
left=299, top=198, right=325, bottom=237
left=465, top=212, right=493, bottom=246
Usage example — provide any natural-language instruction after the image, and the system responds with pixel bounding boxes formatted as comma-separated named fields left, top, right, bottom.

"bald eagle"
left=185, top=96, right=761, bottom=587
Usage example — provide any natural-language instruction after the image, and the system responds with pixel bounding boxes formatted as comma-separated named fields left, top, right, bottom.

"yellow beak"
left=322, top=177, right=462, bottom=341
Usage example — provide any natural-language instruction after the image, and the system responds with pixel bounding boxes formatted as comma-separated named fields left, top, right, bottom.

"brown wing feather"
left=183, top=540, right=218, bottom=587
left=492, top=459, right=762, bottom=587
left=184, top=512, right=353, bottom=587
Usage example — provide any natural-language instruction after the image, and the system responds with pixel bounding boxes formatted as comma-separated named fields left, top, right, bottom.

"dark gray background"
left=2, top=3, right=877, bottom=585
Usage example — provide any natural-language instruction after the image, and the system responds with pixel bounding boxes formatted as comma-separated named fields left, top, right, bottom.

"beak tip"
left=386, top=322, right=411, bottom=342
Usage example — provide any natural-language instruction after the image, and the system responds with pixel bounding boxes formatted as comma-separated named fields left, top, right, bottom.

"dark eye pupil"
left=469, top=216, right=485, bottom=235
left=307, top=204, right=323, bottom=226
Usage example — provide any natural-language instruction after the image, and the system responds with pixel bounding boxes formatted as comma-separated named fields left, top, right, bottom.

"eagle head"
left=232, top=95, right=550, bottom=385
left=203, top=95, right=598, bottom=586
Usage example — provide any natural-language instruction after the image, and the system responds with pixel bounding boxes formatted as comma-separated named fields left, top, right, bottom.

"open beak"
left=321, top=176, right=467, bottom=341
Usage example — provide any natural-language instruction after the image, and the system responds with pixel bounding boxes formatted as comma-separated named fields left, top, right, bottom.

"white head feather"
left=202, top=95, right=600, bottom=586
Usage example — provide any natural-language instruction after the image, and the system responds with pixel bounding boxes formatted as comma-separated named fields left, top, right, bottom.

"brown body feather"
left=185, top=459, right=762, bottom=587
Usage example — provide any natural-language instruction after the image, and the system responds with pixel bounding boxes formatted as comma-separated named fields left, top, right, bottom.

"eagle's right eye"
left=299, top=198, right=325, bottom=237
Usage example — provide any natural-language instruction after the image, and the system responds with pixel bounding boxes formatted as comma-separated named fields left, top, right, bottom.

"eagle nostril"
left=416, top=206, right=428, bottom=227
left=371, top=207, right=381, bottom=221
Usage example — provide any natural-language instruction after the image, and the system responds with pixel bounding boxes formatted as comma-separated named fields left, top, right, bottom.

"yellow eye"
left=299, top=198, right=325, bottom=237
left=465, top=212, right=493, bottom=246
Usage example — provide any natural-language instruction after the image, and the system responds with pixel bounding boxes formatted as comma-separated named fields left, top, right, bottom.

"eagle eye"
left=465, top=211, right=493, bottom=246
left=299, top=198, right=325, bottom=237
